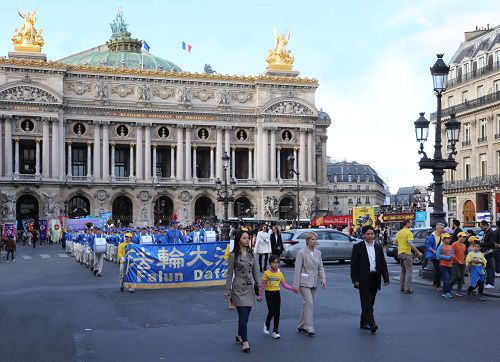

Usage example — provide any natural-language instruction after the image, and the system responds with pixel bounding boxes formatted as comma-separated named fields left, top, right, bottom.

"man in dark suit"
left=350, top=225, right=390, bottom=334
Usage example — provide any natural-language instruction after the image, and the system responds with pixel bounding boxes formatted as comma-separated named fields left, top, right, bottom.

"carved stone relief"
left=193, top=88, right=214, bottom=102
left=0, top=86, right=59, bottom=103
left=152, top=86, right=175, bottom=99
left=1, top=192, right=17, bottom=221
left=264, top=196, right=279, bottom=218
left=176, top=87, right=192, bottom=105
left=264, top=100, right=313, bottom=115
left=94, top=82, right=109, bottom=100
left=216, top=89, right=230, bottom=107
left=231, top=91, right=254, bottom=103
left=111, top=84, right=134, bottom=98
left=66, top=82, right=91, bottom=95
left=136, top=84, right=151, bottom=102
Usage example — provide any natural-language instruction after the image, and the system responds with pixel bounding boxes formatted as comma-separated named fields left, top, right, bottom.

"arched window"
left=68, top=196, right=90, bottom=219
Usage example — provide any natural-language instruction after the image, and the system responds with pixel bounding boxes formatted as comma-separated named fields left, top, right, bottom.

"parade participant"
left=258, top=255, right=298, bottom=339
left=350, top=225, right=389, bottom=334
left=255, top=224, right=272, bottom=272
left=436, top=233, right=454, bottom=298
left=118, top=232, right=134, bottom=293
left=293, top=232, right=326, bottom=336
left=426, top=223, right=445, bottom=290
left=166, top=220, right=185, bottom=243
left=50, top=223, right=62, bottom=245
left=156, top=227, right=167, bottom=244
left=5, top=234, right=16, bottom=262
left=395, top=219, right=422, bottom=294
left=224, top=230, right=260, bottom=353
left=199, top=220, right=216, bottom=242
left=132, top=227, right=141, bottom=244
left=270, top=226, right=284, bottom=260
left=188, top=224, right=201, bottom=243
left=466, top=239, right=487, bottom=301
left=92, top=227, right=106, bottom=277
left=449, top=231, right=467, bottom=296
left=479, top=220, right=495, bottom=289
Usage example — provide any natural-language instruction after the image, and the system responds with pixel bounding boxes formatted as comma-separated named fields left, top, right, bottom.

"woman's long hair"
left=233, top=229, right=252, bottom=260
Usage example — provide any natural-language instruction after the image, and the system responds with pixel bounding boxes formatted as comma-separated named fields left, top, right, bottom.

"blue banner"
left=123, top=242, right=229, bottom=289
left=37, top=220, right=48, bottom=241
left=415, top=211, right=426, bottom=222
left=66, top=217, right=104, bottom=231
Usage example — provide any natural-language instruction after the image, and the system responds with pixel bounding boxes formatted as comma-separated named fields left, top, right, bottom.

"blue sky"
left=1, top=0, right=499, bottom=192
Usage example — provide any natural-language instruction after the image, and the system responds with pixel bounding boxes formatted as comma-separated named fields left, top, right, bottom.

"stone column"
left=248, top=148, right=253, bottom=179
left=185, top=126, right=192, bottom=181
left=231, top=147, right=236, bottom=179
left=216, top=127, right=223, bottom=179
left=321, top=136, right=328, bottom=183
left=87, top=142, right=92, bottom=178
left=129, top=143, right=135, bottom=178
left=262, top=127, right=269, bottom=181
left=110, top=143, right=115, bottom=179
left=51, top=118, right=58, bottom=179
left=93, top=122, right=100, bottom=180
left=144, top=124, right=151, bottom=181
left=152, top=144, right=157, bottom=181
left=293, top=148, right=298, bottom=180
left=4, top=116, right=12, bottom=177
left=210, top=146, right=215, bottom=179
left=170, top=145, right=176, bottom=179
left=14, top=138, right=19, bottom=176
left=102, top=122, right=109, bottom=181
left=67, top=142, right=72, bottom=177
left=299, top=129, right=307, bottom=182
left=270, top=127, right=277, bottom=182
left=42, top=118, right=50, bottom=178
left=224, top=126, right=231, bottom=154
left=277, top=147, right=281, bottom=179
left=307, top=129, right=314, bottom=182
left=255, top=126, right=262, bottom=181
left=135, top=124, right=143, bottom=180
left=192, top=145, right=197, bottom=179
left=176, top=127, right=184, bottom=180
left=35, top=139, right=41, bottom=176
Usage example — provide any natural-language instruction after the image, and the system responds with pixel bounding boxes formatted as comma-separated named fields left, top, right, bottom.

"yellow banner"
left=352, top=206, right=375, bottom=232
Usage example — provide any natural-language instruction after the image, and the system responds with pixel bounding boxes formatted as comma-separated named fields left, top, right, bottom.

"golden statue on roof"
left=266, top=28, right=294, bottom=71
left=12, top=6, right=45, bottom=52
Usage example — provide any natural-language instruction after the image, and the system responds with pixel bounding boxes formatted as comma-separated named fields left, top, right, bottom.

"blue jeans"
left=236, top=306, right=252, bottom=342
left=440, top=266, right=452, bottom=294
left=485, top=253, right=495, bottom=286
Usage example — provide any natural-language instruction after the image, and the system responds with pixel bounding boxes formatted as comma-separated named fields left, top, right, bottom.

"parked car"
left=386, top=227, right=431, bottom=265
left=280, top=228, right=362, bottom=266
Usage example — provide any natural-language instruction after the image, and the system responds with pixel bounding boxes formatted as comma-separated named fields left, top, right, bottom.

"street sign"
left=382, top=212, right=415, bottom=223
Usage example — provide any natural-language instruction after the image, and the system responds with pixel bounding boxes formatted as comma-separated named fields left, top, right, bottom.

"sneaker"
left=446, top=293, right=453, bottom=298
left=455, top=292, right=464, bottom=297
left=495, top=273, right=500, bottom=277
left=128, top=288, right=134, bottom=293
left=12, top=259, right=15, bottom=262
left=441, top=293, right=448, bottom=298
left=484, top=284, right=494, bottom=289
left=263, top=325, right=270, bottom=335
left=272, top=332, right=281, bottom=339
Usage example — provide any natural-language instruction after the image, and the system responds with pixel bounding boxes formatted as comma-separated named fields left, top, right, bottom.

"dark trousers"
left=265, top=290, right=281, bottom=333
left=439, top=266, right=452, bottom=294
left=236, top=306, right=252, bottom=342
left=485, top=253, right=495, bottom=286
left=259, top=254, right=269, bottom=272
left=468, top=281, right=484, bottom=295
left=495, top=251, right=500, bottom=274
left=6, top=250, right=14, bottom=261
left=430, top=259, right=441, bottom=287
left=449, top=264, right=465, bottom=292
left=359, top=272, right=378, bottom=326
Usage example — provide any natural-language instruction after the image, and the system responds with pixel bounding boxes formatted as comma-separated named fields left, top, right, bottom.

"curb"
left=392, top=276, right=500, bottom=299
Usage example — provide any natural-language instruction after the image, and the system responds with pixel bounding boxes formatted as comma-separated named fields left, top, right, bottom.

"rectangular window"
left=115, top=148, right=129, bottom=177
left=450, top=68, right=456, bottom=79
left=447, top=197, right=457, bottom=212
left=464, top=123, right=471, bottom=142
left=463, top=63, right=470, bottom=75
left=464, top=157, right=471, bottom=180
left=447, top=95, right=454, bottom=107
left=365, top=185, right=370, bottom=190
left=71, top=146, right=86, bottom=177
left=478, top=57, right=484, bottom=69
left=356, top=185, right=361, bottom=191
left=348, top=185, right=352, bottom=191
left=365, top=196, right=370, bottom=204
left=495, top=80, right=500, bottom=93
left=496, top=50, right=500, bottom=64
left=348, top=198, right=353, bottom=204
left=462, top=90, right=468, bottom=103
left=356, top=197, right=362, bottom=204
left=497, top=151, right=500, bottom=174
left=480, top=119, right=487, bottom=140
left=20, top=144, right=36, bottom=174
left=480, top=153, right=487, bottom=177
left=477, top=85, right=484, bottom=98
left=450, top=170, right=455, bottom=182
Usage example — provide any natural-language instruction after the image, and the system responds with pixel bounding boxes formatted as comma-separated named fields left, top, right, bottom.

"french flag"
left=182, top=41, right=192, bottom=53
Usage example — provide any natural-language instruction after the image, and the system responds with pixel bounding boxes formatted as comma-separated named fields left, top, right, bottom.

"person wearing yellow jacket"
left=119, top=232, right=134, bottom=293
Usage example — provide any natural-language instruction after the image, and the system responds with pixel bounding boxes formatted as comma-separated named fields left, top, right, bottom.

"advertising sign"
left=352, top=207, right=375, bottom=232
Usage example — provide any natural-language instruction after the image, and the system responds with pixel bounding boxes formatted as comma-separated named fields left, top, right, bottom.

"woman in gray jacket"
left=293, top=232, right=327, bottom=336
left=225, top=230, right=260, bottom=353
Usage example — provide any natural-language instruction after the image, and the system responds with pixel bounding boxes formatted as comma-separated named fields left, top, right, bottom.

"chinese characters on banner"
left=123, top=243, right=229, bottom=289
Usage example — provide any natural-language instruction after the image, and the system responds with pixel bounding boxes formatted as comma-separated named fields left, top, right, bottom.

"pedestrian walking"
left=449, top=231, right=467, bottom=296
left=6, top=235, right=16, bottom=262
left=350, top=225, right=389, bottom=334
left=425, top=223, right=445, bottom=290
left=270, top=226, right=284, bottom=259
left=293, top=232, right=327, bottom=336
left=92, top=227, right=106, bottom=277
left=479, top=220, right=495, bottom=289
left=395, top=220, right=422, bottom=293
left=450, top=219, right=462, bottom=245
left=255, top=224, right=271, bottom=272
left=437, top=233, right=454, bottom=298
left=494, top=220, right=500, bottom=278
left=224, top=230, right=260, bottom=353
left=466, top=238, right=487, bottom=301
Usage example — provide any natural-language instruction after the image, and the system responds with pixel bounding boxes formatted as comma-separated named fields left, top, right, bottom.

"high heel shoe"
left=242, top=342, right=250, bottom=353
left=235, top=336, right=243, bottom=345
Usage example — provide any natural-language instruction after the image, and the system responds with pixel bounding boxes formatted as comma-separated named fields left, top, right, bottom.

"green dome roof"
left=59, top=10, right=181, bottom=72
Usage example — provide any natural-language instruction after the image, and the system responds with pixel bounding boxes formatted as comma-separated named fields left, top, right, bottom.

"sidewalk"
left=392, top=273, right=500, bottom=298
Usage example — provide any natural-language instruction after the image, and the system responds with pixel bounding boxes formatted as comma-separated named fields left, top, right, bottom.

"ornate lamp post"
left=287, top=154, right=300, bottom=228
left=216, top=152, right=235, bottom=241
left=415, top=54, right=461, bottom=227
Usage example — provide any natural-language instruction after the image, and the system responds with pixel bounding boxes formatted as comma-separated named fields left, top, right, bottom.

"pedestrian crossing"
left=17, top=253, right=70, bottom=260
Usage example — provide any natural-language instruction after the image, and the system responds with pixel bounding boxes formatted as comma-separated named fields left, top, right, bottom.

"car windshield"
left=281, top=232, right=294, bottom=241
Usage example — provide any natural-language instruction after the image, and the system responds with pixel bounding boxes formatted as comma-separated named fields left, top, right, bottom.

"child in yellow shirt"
left=466, top=239, right=487, bottom=301
left=257, top=255, right=298, bottom=339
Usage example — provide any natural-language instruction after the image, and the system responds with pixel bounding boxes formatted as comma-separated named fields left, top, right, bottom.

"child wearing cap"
left=466, top=239, right=487, bottom=301
left=436, top=233, right=454, bottom=298
left=449, top=231, right=467, bottom=296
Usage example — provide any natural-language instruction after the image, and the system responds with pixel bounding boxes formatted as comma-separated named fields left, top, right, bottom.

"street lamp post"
left=414, top=54, right=461, bottom=227
left=287, top=154, right=300, bottom=228
left=216, top=152, right=235, bottom=241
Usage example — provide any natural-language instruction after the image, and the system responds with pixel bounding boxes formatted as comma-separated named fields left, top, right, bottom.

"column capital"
left=67, top=140, right=72, bottom=145
left=102, top=120, right=111, bottom=126
left=294, top=146, right=299, bottom=151
left=110, top=142, right=115, bottom=147
left=320, top=135, right=328, bottom=141
left=35, top=138, right=41, bottom=144
left=135, top=122, right=144, bottom=127
left=130, top=143, right=135, bottom=148
left=249, top=146, right=254, bottom=151
left=276, top=146, right=281, bottom=150
left=185, top=124, right=193, bottom=129
left=192, top=145, right=197, bottom=149
left=210, top=145, right=216, bottom=150
left=216, top=125, right=224, bottom=131
left=92, top=120, right=102, bottom=125
left=270, top=126, right=278, bottom=132
left=153, top=143, right=157, bottom=148
left=231, top=146, right=236, bottom=151
left=14, top=138, right=19, bottom=143
left=41, top=117, right=49, bottom=122
left=171, top=144, right=176, bottom=149
left=87, top=141, right=93, bottom=146
left=299, top=128, right=307, bottom=134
